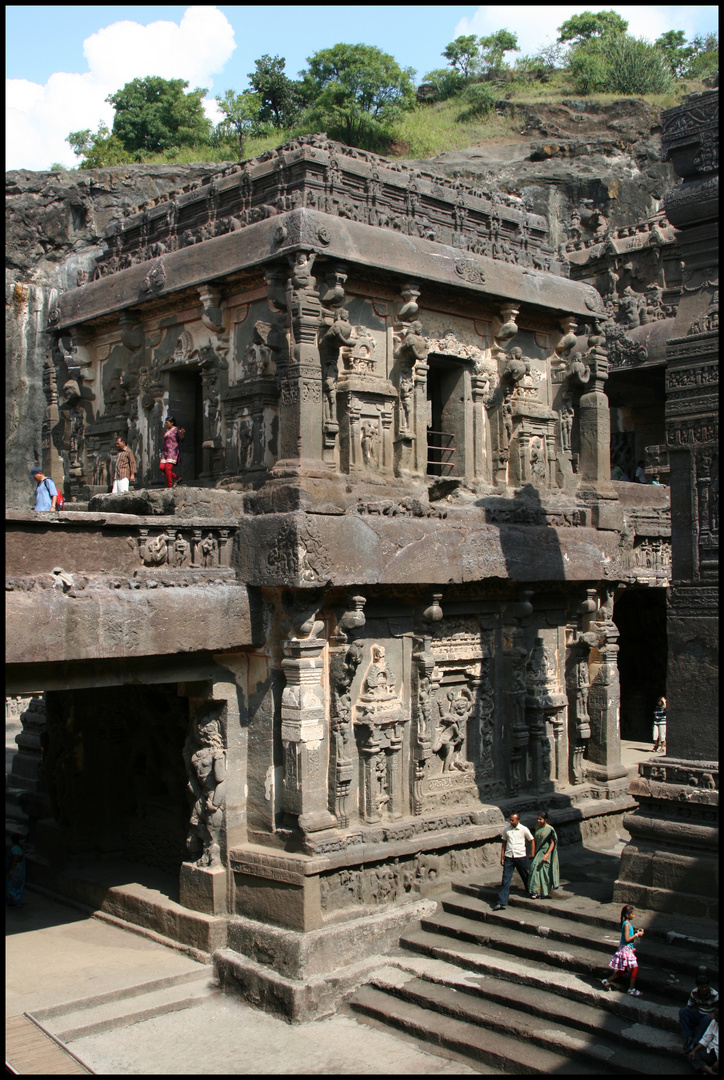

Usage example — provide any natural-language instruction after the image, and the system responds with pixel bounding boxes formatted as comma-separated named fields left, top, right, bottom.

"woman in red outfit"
left=160, top=416, right=181, bottom=487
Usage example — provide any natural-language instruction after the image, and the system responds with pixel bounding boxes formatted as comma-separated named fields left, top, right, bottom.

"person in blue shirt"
left=30, top=467, right=57, bottom=510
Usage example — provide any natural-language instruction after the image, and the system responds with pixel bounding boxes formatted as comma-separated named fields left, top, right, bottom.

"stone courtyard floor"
left=6, top=888, right=481, bottom=1074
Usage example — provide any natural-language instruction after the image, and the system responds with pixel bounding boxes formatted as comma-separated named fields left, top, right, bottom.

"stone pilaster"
left=585, top=586, right=627, bottom=785
left=280, top=636, right=336, bottom=833
left=503, top=590, right=533, bottom=795
left=353, top=644, right=408, bottom=823
left=577, top=337, right=611, bottom=485
left=268, top=252, right=326, bottom=477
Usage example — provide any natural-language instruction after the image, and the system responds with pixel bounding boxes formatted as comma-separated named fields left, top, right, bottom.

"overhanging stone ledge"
left=234, top=508, right=623, bottom=587
left=57, top=207, right=604, bottom=329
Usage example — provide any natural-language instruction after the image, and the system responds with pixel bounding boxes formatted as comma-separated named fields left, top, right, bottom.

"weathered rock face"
left=402, top=99, right=677, bottom=248
left=6, top=164, right=231, bottom=509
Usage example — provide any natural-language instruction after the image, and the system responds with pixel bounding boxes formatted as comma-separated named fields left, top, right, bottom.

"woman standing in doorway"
left=160, top=416, right=182, bottom=488
left=528, top=811, right=560, bottom=899
left=652, top=696, right=667, bottom=753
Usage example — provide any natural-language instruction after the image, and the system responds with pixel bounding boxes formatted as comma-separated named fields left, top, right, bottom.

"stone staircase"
left=350, top=879, right=718, bottom=1074
left=27, top=968, right=217, bottom=1044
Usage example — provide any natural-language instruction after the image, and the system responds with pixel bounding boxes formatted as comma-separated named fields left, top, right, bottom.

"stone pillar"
left=268, top=252, right=326, bottom=477
left=328, top=596, right=366, bottom=828
left=318, top=265, right=350, bottom=468
left=585, top=586, right=627, bottom=786
left=503, top=590, right=532, bottom=796
left=578, top=337, right=611, bottom=484
left=411, top=637, right=436, bottom=816
left=280, top=636, right=336, bottom=833
left=567, top=635, right=591, bottom=786
left=6, top=695, right=51, bottom=836
left=526, top=635, right=566, bottom=793
left=615, top=90, right=718, bottom=918
left=42, top=350, right=64, bottom=490
left=393, top=284, right=428, bottom=480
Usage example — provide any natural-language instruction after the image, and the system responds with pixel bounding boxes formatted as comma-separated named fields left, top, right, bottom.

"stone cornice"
left=57, top=208, right=604, bottom=330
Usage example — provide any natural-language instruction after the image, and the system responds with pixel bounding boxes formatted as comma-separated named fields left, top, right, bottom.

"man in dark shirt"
left=681, top=974, right=719, bottom=1052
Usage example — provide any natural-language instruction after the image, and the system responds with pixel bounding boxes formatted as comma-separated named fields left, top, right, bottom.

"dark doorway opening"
left=607, top=365, right=666, bottom=481
left=427, top=359, right=463, bottom=476
left=614, top=587, right=667, bottom=742
left=168, top=369, right=203, bottom=483
left=42, top=684, right=190, bottom=876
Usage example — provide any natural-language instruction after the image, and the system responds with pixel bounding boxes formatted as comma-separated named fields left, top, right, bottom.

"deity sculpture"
left=199, top=532, right=218, bottom=568
left=432, top=688, right=472, bottom=772
left=184, top=713, right=226, bottom=868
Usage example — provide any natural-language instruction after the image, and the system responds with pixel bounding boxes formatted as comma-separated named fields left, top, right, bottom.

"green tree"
left=248, top=54, right=302, bottom=128
left=478, top=29, right=520, bottom=77
left=557, top=10, right=628, bottom=44
left=66, top=123, right=133, bottom=169
left=442, top=34, right=480, bottom=78
left=685, top=32, right=719, bottom=81
left=420, top=67, right=466, bottom=102
left=107, top=76, right=211, bottom=157
left=299, top=43, right=416, bottom=150
left=215, top=90, right=265, bottom=158
left=655, top=29, right=693, bottom=77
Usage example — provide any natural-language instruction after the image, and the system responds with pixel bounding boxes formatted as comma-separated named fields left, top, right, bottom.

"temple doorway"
left=614, top=587, right=667, bottom=742
left=42, top=684, right=190, bottom=876
left=168, top=369, right=203, bottom=483
left=427, top=359, right=465, bottom=477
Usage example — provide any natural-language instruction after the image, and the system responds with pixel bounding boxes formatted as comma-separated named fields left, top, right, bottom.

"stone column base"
left=613, top=757, right=718, bottom=920
left=214, top=896, right=436, bottom=1022
left=179, top=863, right=227, bottom=915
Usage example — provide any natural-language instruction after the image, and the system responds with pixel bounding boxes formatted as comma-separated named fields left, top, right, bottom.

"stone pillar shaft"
left=280, top=637, right=336, bottom=833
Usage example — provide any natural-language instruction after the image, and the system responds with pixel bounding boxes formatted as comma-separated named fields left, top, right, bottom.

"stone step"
left=24, top=861, right=227, bottom=959
left=356, top=967, right=690, bottom=1075
left=456, top=881, right=720, bottom=961
left=438, top=890, right=714, bottom=992
left=351, top=983, right=608, bottom=1074
left=32, top=968, right=210, bottom=1020
left=31, top=971, right=216, bottom=1042
left=400, top=926, right=680, bottom=1032
left=415, top=908, right=679, bottom=1004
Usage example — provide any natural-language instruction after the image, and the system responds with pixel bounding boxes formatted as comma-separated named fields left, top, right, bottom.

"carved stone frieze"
left=266, top=519, right=330, bottom=583
left=136, top=525, right=230, bottom=569
left=88, top=135, right=561, bottom=283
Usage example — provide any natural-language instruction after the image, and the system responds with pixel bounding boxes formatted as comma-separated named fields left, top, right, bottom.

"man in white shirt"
left=493, top=811, right=535, bottom=910
left=689, top=1006, right=718, bottom=1074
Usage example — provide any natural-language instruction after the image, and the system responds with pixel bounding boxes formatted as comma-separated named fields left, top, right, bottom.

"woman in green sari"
left=528, top=811, right=559, bottom=899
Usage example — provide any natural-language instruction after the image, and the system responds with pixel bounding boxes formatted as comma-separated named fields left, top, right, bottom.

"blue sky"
left=6, top=5, right=719, bottom=171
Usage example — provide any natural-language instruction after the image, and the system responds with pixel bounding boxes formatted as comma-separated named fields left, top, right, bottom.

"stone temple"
left=5, top=92, right=718, bottom=1023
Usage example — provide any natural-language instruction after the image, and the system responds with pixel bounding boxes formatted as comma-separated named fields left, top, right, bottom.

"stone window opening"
left=426, top=358, right=465, bottom=477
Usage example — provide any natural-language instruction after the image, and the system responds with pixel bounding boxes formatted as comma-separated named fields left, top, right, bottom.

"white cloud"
left=6, top=6, right=236, bottom=172
left=454, top=5, right=715, bottom=57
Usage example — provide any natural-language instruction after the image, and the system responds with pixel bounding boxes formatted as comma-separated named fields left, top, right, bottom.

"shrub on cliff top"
left=570, top=34, right=673, bottom=95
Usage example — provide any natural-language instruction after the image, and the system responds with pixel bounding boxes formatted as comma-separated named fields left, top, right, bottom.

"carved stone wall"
left=614, top=90, right=718, bottom=919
